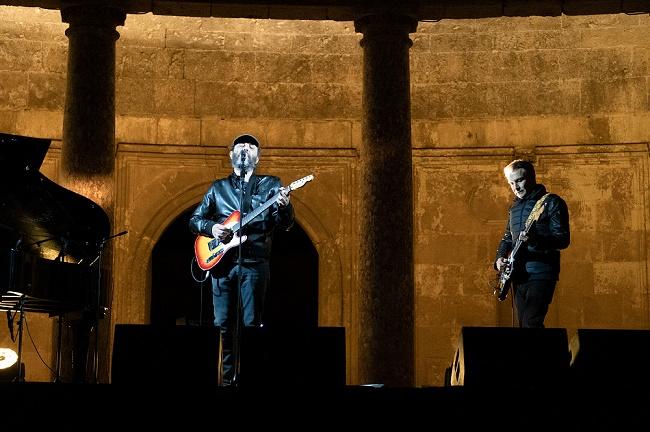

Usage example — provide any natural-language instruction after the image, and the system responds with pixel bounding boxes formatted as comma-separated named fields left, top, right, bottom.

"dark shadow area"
left=151, top=209, right=208, bottom=326
left=12, top=0, right=650, bottom=21
left=266, top=222, right=318, bottom=328
left=449, top=327, right=570, bottom=388
left=238, top=326, right=344, bottom=388
left=111, top=324, right=221, bottom=386
left=2, top=381, right=648, bottom=429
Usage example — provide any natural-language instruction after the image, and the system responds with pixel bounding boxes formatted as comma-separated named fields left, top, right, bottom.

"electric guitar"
left=194, top=174, right=314, bottom=271
left=494, top=202, right=547, bottom=301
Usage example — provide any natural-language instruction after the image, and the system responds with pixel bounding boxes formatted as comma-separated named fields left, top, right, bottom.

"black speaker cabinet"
left=570, top=329, right=650, bottom=386
left=238, top=326, right=345, bottom=388
left=450, top=326, right=570, bottom=388
left=111, top=324, right=221, bottom=386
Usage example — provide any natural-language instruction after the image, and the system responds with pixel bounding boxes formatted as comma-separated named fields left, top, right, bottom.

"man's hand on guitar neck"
left=212, top=223, right=233, bottom=241
left=277, top=187, right=290, bottom=207
left=496, top=257, right=509, bottom=271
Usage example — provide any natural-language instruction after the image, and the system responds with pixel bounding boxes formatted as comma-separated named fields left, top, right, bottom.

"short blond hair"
left=504, top=159, right=536, bottom=181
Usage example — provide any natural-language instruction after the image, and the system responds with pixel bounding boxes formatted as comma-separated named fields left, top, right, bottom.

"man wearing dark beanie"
left=189, top=133, right=294, bottom=386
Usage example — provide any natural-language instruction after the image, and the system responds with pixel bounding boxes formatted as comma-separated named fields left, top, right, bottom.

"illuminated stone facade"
left=1, top=3, right=649, bottom=386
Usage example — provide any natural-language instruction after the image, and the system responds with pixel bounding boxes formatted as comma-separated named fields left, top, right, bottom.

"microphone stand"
left=15, top=294, right=26, bottom=383
left=54, top=238, right=67, bottom=383
left=89, top=230, right=128, bottom=383
left=231, top=153, right=246, bottom=387
left=8, top=238, right=26, bottom=383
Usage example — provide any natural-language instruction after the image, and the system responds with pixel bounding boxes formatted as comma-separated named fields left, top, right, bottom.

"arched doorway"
left=151, top=208, right=319, bottom=329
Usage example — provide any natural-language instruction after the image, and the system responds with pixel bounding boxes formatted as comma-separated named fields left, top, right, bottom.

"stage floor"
left=1, top=382, right=647, bottom=428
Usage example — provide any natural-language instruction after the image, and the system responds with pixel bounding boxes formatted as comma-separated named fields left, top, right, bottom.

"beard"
left=231, top=150, right=255, bottom=172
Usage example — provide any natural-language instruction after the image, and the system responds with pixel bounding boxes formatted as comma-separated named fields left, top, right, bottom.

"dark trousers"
left=513, top=279, right=556, bottom=328
left=211, top=261, right=269, bottom=385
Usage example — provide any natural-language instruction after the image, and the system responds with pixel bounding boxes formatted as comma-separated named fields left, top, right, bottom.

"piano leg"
left=57, top=315, right=94, bottom=384
left=54, top=315, right=63, bottom=383
left=15, top=295, right=26, bottom=383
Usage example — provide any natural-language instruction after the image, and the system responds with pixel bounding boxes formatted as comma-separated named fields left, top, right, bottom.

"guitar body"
left=194, top=211, right=248, bottom=271
left=495, top=262, right=513, bottom=301
left=193, top=174, right=314, bottom=271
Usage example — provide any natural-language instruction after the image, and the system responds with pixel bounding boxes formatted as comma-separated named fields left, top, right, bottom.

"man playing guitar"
left=189, top=133, right=294, bottom=386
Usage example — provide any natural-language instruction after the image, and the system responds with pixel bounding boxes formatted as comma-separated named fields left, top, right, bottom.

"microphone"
left=239, top=151, right=246, bottom=177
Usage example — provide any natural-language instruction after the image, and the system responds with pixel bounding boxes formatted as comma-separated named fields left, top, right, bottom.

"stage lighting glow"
left=0, top=348, right=18, bottom=369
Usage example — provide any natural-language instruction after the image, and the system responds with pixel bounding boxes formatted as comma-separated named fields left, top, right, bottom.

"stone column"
left=354, top=12, right=418, bottom=387
left=59, top=2, right=125, bottom=383
left=61, top=2, right=124, bottom=204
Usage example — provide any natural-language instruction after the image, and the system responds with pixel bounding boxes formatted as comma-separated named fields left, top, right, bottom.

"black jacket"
left=495, top=184, right=570, bottom=281
left=189, top=173, right=294, bottom=264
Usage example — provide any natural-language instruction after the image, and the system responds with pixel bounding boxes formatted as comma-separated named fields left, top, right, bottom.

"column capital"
left=353, top=7, right=419, bottom=37
left=61, top=1, right=126, bottom=28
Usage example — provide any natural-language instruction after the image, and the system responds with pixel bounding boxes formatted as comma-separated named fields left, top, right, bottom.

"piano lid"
left=0, top=132, right=110, bottom=262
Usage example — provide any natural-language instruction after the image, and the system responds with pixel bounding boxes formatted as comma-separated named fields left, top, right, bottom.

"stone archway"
left=113, top=181, right=345, bottom=326
left=111, top=148, right=355, bottom=382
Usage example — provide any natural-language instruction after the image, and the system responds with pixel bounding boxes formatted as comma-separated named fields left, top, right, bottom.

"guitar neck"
left=231, top=190, right=282, bottom=232
left=509, top=238, right=524, bottom=258
left=228, top=174, right=312, bottom=232
left=509, top=219, right=535, bottom=258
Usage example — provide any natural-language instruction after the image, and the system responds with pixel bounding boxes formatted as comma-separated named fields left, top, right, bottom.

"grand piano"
left=0, top=132, right=111, bottom=382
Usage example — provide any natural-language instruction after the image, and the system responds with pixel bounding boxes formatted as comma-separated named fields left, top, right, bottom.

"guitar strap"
left=526, top=193, right=551, bottom=225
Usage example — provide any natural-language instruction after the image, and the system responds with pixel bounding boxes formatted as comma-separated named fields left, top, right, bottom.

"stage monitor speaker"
left=111, top=324, right=221, bottom=386
left=238, top=326, right=345, bottom=388
left=450, top=326, right=570, bottom=388
left=570, top=328, right=650, bottom=386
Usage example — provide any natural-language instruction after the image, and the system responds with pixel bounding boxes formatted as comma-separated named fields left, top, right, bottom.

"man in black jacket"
left=494, top=159, right=570, bottom=328
left=189, top=133, right=294, bottom=386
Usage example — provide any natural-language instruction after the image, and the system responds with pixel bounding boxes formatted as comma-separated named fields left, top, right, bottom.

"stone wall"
left=0, top=6, right=648, bottom=386
left=411, top=14, right=650, bottom=385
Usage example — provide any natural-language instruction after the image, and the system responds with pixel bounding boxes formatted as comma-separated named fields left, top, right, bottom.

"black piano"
left=0, top=132, right=110, bottom=382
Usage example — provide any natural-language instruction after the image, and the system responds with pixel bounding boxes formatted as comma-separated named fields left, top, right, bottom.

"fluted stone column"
left=354, top=13, right=418, bottom=387
left=60, top=2, right=125, bottom=383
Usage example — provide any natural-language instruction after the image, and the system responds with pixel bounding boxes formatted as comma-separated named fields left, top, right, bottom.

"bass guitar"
left=494, top=201, right=547, bottom=301
left=194, top=174, right=314, bottom=271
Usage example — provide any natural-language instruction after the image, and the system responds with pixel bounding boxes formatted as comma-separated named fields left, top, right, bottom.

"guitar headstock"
left=288, top=174, right=314, bottom=192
